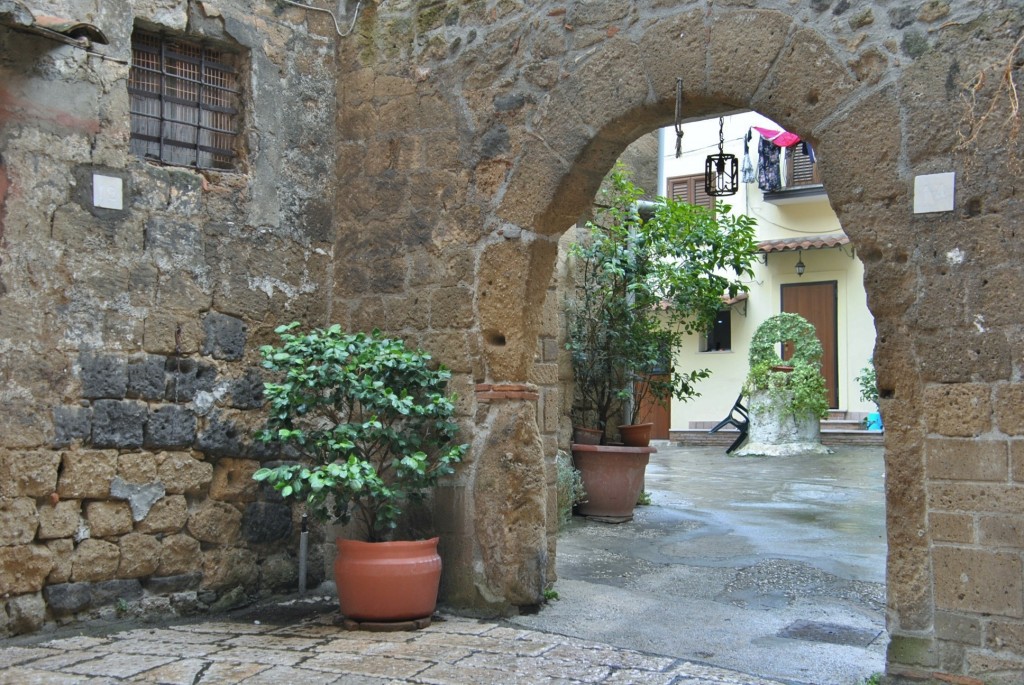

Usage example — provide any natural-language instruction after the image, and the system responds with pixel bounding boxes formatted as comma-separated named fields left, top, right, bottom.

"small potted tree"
left=739, top=313, right=830, bottom=455
left=856, top=357, right=882, bottom=431
left=566, top=165, right=757, bottom=518
left=252, top=323, right=467, bottom=624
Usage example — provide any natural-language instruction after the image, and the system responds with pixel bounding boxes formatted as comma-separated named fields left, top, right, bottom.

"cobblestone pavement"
left=0, top=601, right=786, bottom=685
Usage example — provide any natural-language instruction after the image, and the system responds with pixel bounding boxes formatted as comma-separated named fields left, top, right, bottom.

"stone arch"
left=338, top=3, right=1024, bottom=681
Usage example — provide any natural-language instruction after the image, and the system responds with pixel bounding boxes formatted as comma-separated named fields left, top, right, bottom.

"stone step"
left=669, top=428, right=884, bottom=448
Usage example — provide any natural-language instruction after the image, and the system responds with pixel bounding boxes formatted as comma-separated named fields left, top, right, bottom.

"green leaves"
left=743, top=314, right=828, bottom=419
left=252, top=325, right=468, bottom=541
left=567, top=163, right=759, bottom=432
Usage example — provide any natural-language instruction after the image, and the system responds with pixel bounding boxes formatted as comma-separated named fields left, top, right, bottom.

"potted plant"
left=856, top=357, right=882, bottom=431
left=740, top=313, right=830, bottom=454
left=566, top=164, right=757, bottom=444
left=252, top=323, right=467, bottom=624
left=565, top=164, right=756, bottom=518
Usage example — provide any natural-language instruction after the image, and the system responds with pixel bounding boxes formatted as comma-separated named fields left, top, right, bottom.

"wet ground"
left=0, top=444, right=885, bottom=685
left=508, top=444, right=887, bottom=685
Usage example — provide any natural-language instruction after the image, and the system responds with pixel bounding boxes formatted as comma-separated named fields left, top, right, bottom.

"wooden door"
left=636, top=374, right=670, bottom=439
left=781, top=281, right=839, bottom=409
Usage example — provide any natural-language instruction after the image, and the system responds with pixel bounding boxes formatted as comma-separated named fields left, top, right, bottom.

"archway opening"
left=517, top=108, right=886, bottom=685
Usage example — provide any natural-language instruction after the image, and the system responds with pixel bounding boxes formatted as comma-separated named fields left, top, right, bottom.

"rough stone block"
left=916, top=330, right=1012, bottom=384
left=229, top=368, right=264, bottom=409
left=242, top=502, right=292, bottom=543
left=209, top=458, right=260, bottom=501
left=1014, top=441, right=1024, bottom=483
left=0, top=545, right=53, bottom=595
left=926, top=438, right=1008, bottom=482
left=934, top=611, right=982, bottom=645
left=137, top=495, right=188, bottom=534
left=979, top=515, right=1024, bottom=549
left=126, top=354, right=167, bottom=400
left=143, top=572, right=201, bottom=594
left=46, top=538, right=74, bottom=584
left=200, top=546, right=258, bottom=591
left=196, top=413, right=247, bottom=458
left=259, top=553, right=297, bottom=591
left=52, top=406, right=92, bottom=448
left=4, top=592, right=45, bottom=634
left=887, top=635, right=939, bottom=668
left=986, top=620, right=1024, bottom=652
left=202, top=312, right=247, bottom=361
left=145, top=405, right=197, bottom=449
left=995, top=383, right=1024, bottom=435
left=187, top=501, right=241, bottom=544
left=117, top=533, right=162, bottom=578
left=157, top=452, right=213, bottom=494
left=157, top=534, right=202, bottom=576
left=0, top=450, right=60, bottom=497
left=71, top=538, right=120, bottom=583
left=165, top=358, right=217, bottom=402
left=43, top=582, right=93, bottom=617
left=117, top=452, right=158, bottom=484
left=85, top=501, right=133, bottom=538
left=57, top=450, right=117, bottom=499
left=934, top=546, right=1023, bottom=618
left=143, top=312, right=202, bottom=356
left=92, top=400, right=147, bottom=449
left=929, top=511, right=974, bottom=544
left=79, top=351, right=127, bottom=399
left=923, top=384, right=992, bottom=437
left=91, top=578, right=143, bottom=607
left=0, top=498, right=38, bottom=547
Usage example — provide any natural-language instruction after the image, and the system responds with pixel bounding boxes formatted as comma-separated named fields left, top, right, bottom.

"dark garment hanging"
left=757, top=136, right=781, bottom=192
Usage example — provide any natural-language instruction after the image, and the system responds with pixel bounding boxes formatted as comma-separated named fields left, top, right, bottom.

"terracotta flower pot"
left=334, top=537, right=442, bottom=622
left=573, top=426, right=603, bottom=445
left=571, top=444, right=655, bottom=521
left=618, top=422, right=653, bottom=447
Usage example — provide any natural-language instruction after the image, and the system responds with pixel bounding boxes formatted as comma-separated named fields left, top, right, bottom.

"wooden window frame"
left=784, top=145, right=821, bottom=188
left=666, top=174, right=716, bottom=214
left=129, top=29, right=242, bottom=170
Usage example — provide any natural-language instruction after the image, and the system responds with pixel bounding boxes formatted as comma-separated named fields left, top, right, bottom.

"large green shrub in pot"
left=252, top=323, right=467, bottom=542
left=566, top=164, right=758, bottom=441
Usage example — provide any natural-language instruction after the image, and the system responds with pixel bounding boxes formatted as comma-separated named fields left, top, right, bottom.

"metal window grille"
left=129, top=30, right=241, bottom=170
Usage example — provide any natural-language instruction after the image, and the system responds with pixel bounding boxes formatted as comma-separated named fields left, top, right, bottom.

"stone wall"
left=331, top=1, right=1024, bottom=683
left=2, top=1, right=1024, bottom=683
left=0, top=0, right=336, bottom=632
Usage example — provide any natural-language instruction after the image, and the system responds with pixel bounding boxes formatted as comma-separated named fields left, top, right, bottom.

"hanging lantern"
left=795, top=249, right=806, bottom=277
left=705, top=117, right=739, bottom=197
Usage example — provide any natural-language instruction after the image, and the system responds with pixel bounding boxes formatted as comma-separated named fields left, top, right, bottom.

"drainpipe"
left=298, top=513, right=308, bottom=596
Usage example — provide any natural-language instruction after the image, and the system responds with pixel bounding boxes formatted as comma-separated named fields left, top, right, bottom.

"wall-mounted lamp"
left=795, top=250, right=806, bottom=277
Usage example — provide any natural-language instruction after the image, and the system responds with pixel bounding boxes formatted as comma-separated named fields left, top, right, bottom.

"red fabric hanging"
left=753, top=126, right=801, bottom=148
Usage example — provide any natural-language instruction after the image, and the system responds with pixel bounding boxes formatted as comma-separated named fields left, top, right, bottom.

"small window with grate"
left=129, top=29, right=242, bottom=170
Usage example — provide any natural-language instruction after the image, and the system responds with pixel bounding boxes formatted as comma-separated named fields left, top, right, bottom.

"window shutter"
left=786, top=146, right=820, bottom=187
left=666, top=175, right=716, bottom=215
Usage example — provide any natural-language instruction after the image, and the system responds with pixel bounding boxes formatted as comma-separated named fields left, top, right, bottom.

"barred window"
left=128, top=30, right=242, bottom=170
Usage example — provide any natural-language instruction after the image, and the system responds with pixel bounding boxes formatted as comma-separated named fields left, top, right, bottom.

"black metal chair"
left=708, top=394, right=749, bottom=453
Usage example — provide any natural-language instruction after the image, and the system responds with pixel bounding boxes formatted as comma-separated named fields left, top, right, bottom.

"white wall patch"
left=913, top=172, right=955, bottom=214
left=92, top=174, right=123, bottom=210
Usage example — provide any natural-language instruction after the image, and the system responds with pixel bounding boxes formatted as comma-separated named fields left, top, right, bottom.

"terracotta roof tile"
left=757, top=232, right=849, bottom=253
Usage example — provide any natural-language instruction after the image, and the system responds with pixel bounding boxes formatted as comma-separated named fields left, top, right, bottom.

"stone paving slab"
left=0, top=602, right=786, bottom=685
